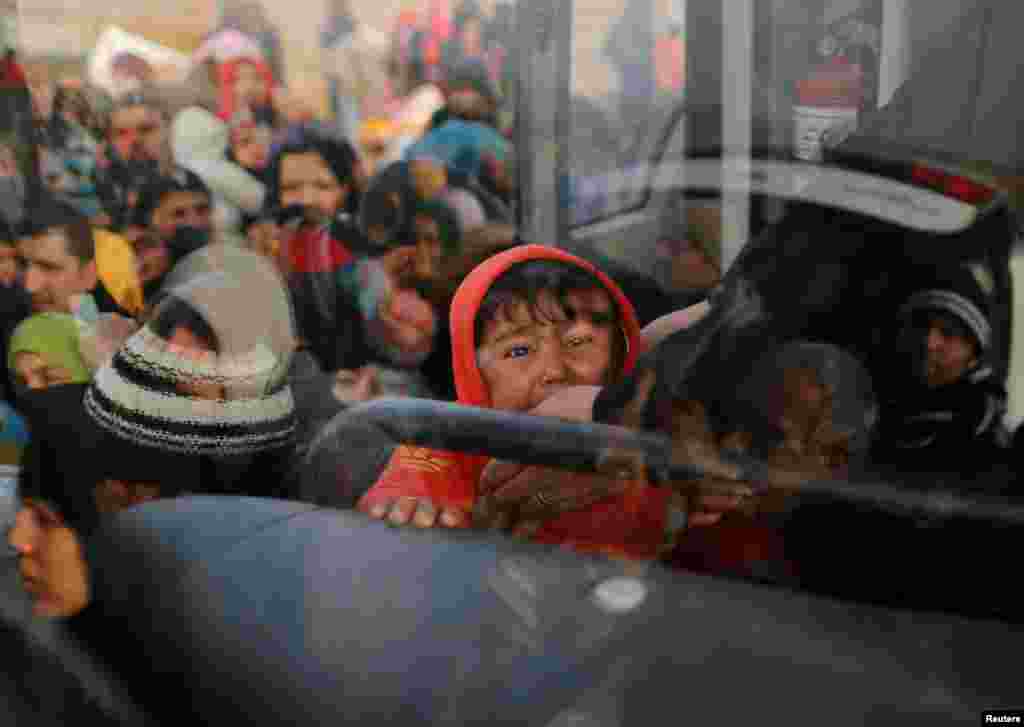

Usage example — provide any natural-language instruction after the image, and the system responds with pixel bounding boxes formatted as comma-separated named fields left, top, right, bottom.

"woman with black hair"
left=267, top=129, right=436, bottom=374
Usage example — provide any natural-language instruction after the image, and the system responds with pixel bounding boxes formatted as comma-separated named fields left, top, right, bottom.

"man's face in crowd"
left=109, top=104, right=167, bottom=164
left=8, top=500, right=90, bottom=619
left=16, top=229, right=97, bottom=313
left=477, top=288, right=618, bottom=412
left=151, top=190, right=213, bottom=243
left=279, top=151, right=348, bottom=226
left=919, top=312, right=978, bottom=389
left=135, top=190, right=212, bottom=286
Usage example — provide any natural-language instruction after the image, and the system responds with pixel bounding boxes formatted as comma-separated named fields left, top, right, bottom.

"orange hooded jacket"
left=359, top=245, right=676, bottom=559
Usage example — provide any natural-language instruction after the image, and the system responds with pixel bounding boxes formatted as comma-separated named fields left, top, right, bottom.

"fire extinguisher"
left=793, top=37, right=865, bottom=163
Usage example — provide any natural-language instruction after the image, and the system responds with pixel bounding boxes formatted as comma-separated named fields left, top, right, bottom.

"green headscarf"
left=8, top=313, right=93, bottom=385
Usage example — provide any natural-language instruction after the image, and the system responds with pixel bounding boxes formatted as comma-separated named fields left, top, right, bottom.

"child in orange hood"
left=358, top=244, right=685, bottom=560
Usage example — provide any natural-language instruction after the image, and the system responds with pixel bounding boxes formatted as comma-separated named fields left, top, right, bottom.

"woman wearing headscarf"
left=7, top=383, right=203, bottom=721
left=7, top=313, right=93, bottom=394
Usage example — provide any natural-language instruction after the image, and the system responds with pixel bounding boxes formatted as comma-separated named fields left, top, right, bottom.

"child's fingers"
left=412, top=500, right=439, bottom=528
left=388, top=497, right=419, bottom=525
left=440, top=507, right=470, bottom=528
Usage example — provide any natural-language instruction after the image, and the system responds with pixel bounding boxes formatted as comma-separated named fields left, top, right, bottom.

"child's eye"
left=504, top=344, right=531, bottom=359
left=565, top=335, right=593, bottom=349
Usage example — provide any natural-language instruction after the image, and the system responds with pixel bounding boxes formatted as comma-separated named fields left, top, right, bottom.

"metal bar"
left=514, top=0, right=570, bottom=247
left=349, top=397, right=685, bottom=479
left=720, top=0, right=754, bottom=273
left=878, top=0, right=912, bottom=108
left=347, top=397, right=1024, bottom=527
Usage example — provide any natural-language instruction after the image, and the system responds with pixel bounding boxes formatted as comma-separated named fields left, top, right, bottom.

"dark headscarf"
left=17, top=383, right=201, bottom=536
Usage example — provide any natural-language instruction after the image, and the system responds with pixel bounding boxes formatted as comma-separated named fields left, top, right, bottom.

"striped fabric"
left=84, top=324, right=296, bottom=458
left=899, top=289, right=991, bottom=351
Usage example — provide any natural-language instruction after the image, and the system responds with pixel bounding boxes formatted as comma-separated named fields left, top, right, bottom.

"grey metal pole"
left=514, top=0, right=572, bottom=246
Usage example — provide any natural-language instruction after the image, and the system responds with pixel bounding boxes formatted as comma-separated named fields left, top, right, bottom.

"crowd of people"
left=0, top=2, right=1021, bottom=719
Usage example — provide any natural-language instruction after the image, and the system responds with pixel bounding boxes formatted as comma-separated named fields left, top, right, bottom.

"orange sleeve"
left=357, top=445, right=478, bottom=515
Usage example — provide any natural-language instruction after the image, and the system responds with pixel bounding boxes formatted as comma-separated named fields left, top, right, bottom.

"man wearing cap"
left=871, top=265, right=1009, bottom=476
left=8, top=267, right=298, bottom=621
left=128, top=167, right=214, bottom=301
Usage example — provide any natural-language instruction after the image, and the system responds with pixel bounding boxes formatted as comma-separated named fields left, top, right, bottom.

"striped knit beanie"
left=84, top=272, right=296, bottom=458
left=898, top=266, right=992, bottom=353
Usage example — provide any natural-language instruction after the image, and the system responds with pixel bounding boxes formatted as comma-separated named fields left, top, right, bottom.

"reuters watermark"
left=983, top=711, right=1024, bottom=725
